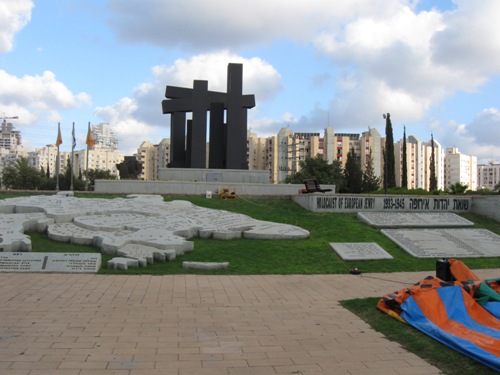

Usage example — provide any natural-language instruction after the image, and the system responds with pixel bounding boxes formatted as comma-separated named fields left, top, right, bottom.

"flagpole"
left=70, top=122, right=75, bottom=191
left=56, top=122, right=61, bottom=191
left=85, top=122, right=93, bottom=191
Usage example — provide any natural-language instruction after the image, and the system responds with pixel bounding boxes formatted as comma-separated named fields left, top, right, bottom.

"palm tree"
left=1, top=157, right=44, bottom=190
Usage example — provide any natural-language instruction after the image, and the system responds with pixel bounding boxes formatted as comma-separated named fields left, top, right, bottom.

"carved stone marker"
left=357, top=212, right=474, bottom=228
left=0, top=252, right=101, bottom=273
left=381, top=228, right=500, bottom=258
left=329, top=243, right=393, bottom=260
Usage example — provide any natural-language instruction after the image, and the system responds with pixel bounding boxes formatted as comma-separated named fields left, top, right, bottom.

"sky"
left=0, top=0, right=499, bottom=164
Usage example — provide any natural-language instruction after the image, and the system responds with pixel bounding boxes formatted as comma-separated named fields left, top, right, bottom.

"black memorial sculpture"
left=162, top=63, right=255, bottom=170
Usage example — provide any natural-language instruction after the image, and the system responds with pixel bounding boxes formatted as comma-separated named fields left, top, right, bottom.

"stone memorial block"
left=382, top=228, right=500, bottom=258
left=0, top=252, right=101, bottom=273
left=357, top=212, right=474, bottom=228
left=329, top=243, right=394, bottom=260
left=182, top=261, right=229, bottom=270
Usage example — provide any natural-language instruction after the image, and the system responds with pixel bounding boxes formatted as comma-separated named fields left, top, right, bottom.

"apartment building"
left=444, top=147, right=477, bottom=190
left=29, top=123, right=124, bottom=178
left=477, top=161, right=500, bottom=190
left=136, top=139, right=171, bottom=180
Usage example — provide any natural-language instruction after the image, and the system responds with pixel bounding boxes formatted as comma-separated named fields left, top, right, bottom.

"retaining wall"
left=94, top=180, right=336, bottom=197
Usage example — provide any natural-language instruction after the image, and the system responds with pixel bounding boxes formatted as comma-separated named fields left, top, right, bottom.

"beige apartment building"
left=444, top=147, right=477, bottom=190
left=478, top=161, right=500, bottom=190
left=394, top=136, right=445, bottom=191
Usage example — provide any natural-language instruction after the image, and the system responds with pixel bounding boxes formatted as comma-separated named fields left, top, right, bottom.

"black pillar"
left=190, top=80, right=208, bottom=168
left=225, top=63, right=248, bottom=169
left=169, top=112, right=186, bottom=167
left=209, top=102, right=226, bottom=169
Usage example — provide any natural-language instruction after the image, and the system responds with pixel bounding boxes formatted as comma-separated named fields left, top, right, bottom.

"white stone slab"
left=0, top=252, right=101, bottom=273
left=329, top=243, right=394, bottom=260
left=182, top=261, right=229, bottom=270
left=117, top=243, right=176, bottom=266
left=382, top=228, right=500, bottom=258
left=107, top=257, right=139, bottom=270
left=357, top=212, right=474, bottom=228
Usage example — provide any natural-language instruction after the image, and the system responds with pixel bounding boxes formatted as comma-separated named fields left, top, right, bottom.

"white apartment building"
left=477, top=161, right=500, bottom=190
left=444, top=147, right=477, bottom=190
left=388, top=135, right=446, bottom=191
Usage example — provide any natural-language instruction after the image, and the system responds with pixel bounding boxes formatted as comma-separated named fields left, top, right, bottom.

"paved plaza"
left=3, top=269, right=498, bottom=375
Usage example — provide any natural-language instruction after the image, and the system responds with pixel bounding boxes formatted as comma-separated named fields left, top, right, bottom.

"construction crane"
left=2, top=113, right=19, bottom=124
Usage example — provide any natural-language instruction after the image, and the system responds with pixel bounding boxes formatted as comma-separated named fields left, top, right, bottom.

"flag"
left=55, top=123, right=62, bottom=147
left=85, top=122, right=95, bottom=148
left=72, top=122, right=76, bottom=150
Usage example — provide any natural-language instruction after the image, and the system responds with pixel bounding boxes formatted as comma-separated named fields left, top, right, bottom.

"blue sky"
left=1, top=0, right=499, bottom=164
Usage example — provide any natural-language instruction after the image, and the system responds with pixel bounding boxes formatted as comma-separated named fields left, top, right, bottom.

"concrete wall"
left=470, top=195, right=500, bottom=222
left=95, top=180, right=336, bottom=197
left=293, top=194, right=473, bottom=213
left=158, top=168, right=271, bottom=184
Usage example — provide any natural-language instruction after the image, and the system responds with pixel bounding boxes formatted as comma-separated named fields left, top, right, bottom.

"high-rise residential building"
left=477, top=161, right=500, bottom=190
left=360, top=128, right=382, bottom=179
left=92, top=123, right=119, bottom=151
left=247, top=132, right=268, bottom=171
left=276, top=128, right=322, bottom=182
left=0, top=121, right=22, bottom=150
left=322, top=127, right=335, bottom=164
left=384, top=135, right=445, bottom=191
left=0, top=121, right=28, bottom=172
left=334, top=133, right=361, bottom=167
left=444, top=147, right=477, bottom=190
left=136, top=139, right=170, bottom=180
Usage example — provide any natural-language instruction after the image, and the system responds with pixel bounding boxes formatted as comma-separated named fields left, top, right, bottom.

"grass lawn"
left=3, top=192, right=499, bottom=374
left=5, top=193, right=498, bottom=275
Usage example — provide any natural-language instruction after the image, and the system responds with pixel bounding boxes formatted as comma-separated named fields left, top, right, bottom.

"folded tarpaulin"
left=377, top=259, right=500, bottom=371
left=401, top=285, right=500, bottom=372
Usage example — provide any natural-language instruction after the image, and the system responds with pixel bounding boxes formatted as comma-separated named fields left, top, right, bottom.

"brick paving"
left=0, top=269, right=498, bottom=374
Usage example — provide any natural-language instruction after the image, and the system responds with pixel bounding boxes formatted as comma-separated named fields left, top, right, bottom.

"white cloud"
left=106, top=0, right=397, bottom=50
left=431, top=0, right=500, bottom=75
left=94, top=97, right=157, bottom=154
left=434, top=108, right=500, bottom=164
left=0, top=70, right=91, bottom=124
left=0, top=0, right=33, bottom=52
left=94, top=51, right=282, bottom=153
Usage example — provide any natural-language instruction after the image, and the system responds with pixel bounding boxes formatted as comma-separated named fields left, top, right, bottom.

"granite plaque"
left=357, top=212, right=474, bottom=228
left=329, top=242, right=393, bottom=260
left=0, top=252, right=101, bottom=273
left=382, top=228, right=500, bottom=258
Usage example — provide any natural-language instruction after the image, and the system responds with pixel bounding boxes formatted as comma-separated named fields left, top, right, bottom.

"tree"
left=362, top=148, right=381, bottom=193
left=447, top=182, right=468, bottom=194
left=1, top=157, right=44, bottom=190
left=344, top=148, right=363, bottom=193
left=384, top=113, right=396, bottom=189
left=401, top=126, right=407, bottom=188
left=494, top=182, right=500, bottom=193
left=429, top=134, right=438, bottom=192
left=285, top=156, right=345, bottom=190
left=85, top=168, right=117, bottom=191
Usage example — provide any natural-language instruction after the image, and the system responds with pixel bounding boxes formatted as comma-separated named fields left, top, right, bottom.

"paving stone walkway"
left=1, top=268, right=498, bottom=374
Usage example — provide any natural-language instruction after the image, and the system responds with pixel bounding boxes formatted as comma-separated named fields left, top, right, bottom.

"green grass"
left=341, top=298, right=499, bottom=375
left=9, top=193, right=500, bottom=275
